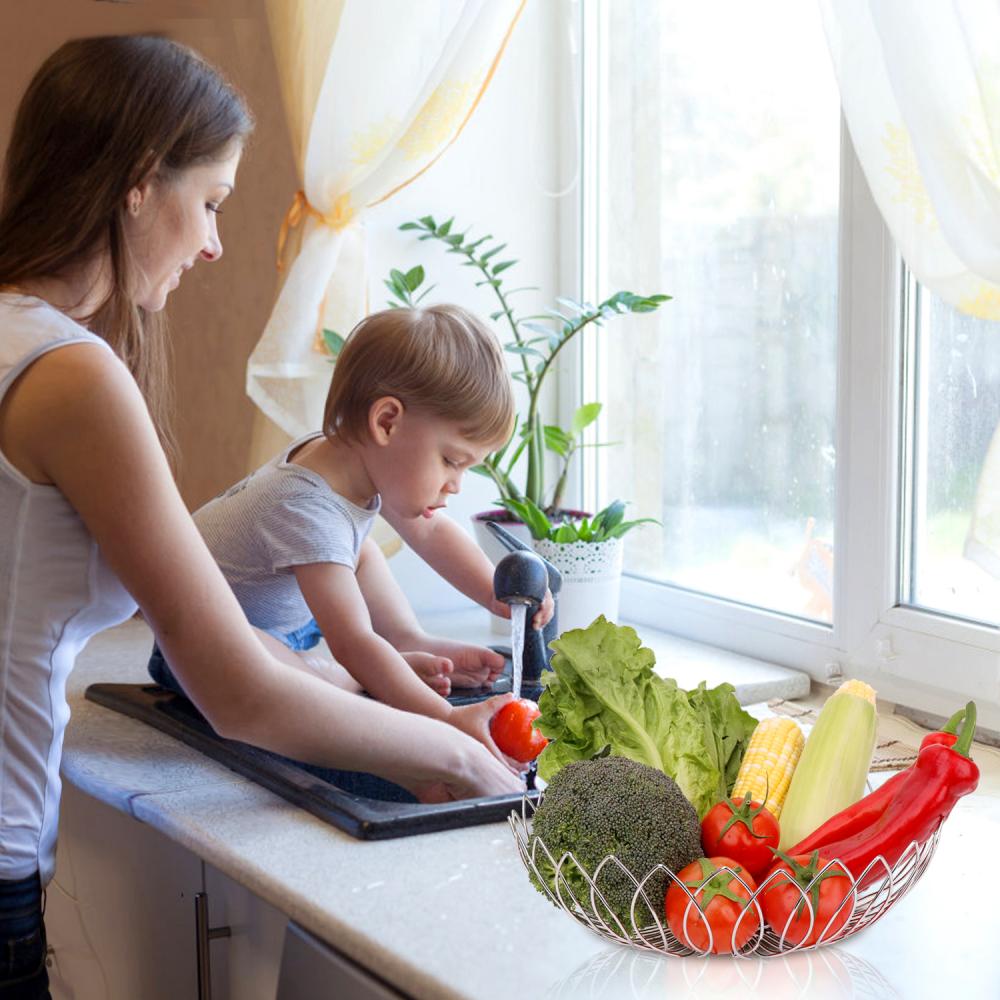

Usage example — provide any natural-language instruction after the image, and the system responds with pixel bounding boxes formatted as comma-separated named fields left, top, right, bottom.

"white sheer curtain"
left=820, top=0, right=1000, bottom=575
left=249, top=0, right=525, bottom=441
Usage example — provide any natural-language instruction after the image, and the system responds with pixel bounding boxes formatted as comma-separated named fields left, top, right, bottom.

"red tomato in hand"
left=700, top=795, right=780, bottom=879
left=664, top=857, right=761, bottom=954
left=489, top=698, right=547, bottom=762
left=760, top=852, right=853, bottom=946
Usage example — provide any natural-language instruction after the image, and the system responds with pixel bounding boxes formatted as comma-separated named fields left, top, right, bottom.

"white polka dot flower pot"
left=533, top=536, right=624, bottom=634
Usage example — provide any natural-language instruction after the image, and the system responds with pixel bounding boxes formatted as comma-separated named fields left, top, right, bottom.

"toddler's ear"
left=368, top=396, right=404, bottom=444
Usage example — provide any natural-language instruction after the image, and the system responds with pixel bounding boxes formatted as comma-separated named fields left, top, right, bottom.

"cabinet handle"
left=195, top=891, right=231, bottom=1000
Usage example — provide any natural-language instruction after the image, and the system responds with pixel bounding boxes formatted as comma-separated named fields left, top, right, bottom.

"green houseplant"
left=500, top=498, right=658, bottom=631
left=377, top=215, right=668, bottom=515
left=324, top=214, right=668, bottom=629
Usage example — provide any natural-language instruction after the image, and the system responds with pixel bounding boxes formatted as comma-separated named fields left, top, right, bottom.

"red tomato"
left=700, top=795, right=780, bottom=879
left=489, top=698, right=547, bottom=762
left=664, top=857, right=761, bottom=954
left=759, top=852, right=853, bottom=946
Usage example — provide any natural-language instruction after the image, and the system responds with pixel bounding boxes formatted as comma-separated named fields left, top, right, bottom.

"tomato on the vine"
left=759, top=851, right=853, bottom=946
left=700, top=794, right=780, bottom=879
left=664, top=857, right=761, bottom=954
left=489, top=698, right=547, bottom=762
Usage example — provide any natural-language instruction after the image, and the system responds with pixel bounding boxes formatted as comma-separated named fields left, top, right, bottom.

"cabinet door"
left=47, top=783, right=203, bottom=999
left=276, top=923, right=408, bottom=1000
left=203, top=863, right=288, bottom=1000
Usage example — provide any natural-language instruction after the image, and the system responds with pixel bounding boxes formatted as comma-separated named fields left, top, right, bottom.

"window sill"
left=417, top=607, right=811, bottom=706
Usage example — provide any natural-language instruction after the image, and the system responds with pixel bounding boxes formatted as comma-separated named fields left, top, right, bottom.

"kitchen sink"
left=84, top=647, right=538, bottom=840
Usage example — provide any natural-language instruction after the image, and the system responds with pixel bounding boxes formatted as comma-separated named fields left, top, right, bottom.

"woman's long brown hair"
left=0, top=35, right=253, bottom=458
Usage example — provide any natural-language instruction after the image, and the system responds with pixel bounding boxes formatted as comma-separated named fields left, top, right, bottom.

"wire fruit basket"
left=509, top=794, right=939, bottom=957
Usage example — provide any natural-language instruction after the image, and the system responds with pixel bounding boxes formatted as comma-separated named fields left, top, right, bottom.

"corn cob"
left=778, top=679, right=878, bottom=849
left=732, top=717, right=804, bottom=818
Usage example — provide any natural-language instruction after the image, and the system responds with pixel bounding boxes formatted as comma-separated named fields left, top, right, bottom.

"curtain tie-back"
left=276, top=189, right=356, bottom=271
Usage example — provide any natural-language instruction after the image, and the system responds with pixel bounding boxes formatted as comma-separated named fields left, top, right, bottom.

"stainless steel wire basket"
left=509, top=794, right=939, bottom=957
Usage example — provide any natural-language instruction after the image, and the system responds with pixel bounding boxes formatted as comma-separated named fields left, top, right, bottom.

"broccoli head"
left=528, top=755, right=702, bottom=930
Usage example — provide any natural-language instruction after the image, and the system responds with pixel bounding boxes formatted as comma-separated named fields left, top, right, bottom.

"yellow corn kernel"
left=836, top=679, right=877, bottom=705
left=732, top=717, right=804, bottom=819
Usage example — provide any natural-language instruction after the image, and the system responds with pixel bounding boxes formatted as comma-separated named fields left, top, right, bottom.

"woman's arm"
left=8, top=344, right=519, bottom=798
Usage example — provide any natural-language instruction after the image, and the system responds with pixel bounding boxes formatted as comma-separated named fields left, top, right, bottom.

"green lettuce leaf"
left=534, top=617, right=757, bottom=817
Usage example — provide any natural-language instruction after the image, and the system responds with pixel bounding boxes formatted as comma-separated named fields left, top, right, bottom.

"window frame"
left=567, top=0, right=1000, bottom=726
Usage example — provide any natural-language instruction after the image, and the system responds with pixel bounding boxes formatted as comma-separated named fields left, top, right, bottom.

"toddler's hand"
left=414, top=637, right=505, bottom=689
left=401, top=651, right=453, bottom=697
left=533, top=588, right=554, bottom=631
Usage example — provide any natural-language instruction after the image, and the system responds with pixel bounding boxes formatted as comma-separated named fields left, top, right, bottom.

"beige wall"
left=0, top=0, right=296, bottom=509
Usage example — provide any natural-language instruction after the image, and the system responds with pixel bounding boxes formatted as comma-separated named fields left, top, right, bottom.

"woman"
left=0, top=35, right=519, bottom=999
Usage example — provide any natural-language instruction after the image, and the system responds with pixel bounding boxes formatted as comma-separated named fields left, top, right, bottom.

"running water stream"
left=510, top=603, right=527, bottom=700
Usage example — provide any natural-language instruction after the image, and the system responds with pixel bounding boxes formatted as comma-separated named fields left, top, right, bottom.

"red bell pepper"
left=789, top=702, right=980, bottom=885
left=919, top=707, right=965, bottom=751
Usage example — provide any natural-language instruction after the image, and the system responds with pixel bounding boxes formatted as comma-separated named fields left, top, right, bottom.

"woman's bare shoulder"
left=0, top=339, right=142, bottom=485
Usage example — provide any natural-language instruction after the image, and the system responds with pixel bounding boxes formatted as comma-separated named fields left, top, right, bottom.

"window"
left=582, top=1, right=840, bottom=622
left=575, top=0, right=1000, bottom=718
left=901, top=273, right=1000, bottom=626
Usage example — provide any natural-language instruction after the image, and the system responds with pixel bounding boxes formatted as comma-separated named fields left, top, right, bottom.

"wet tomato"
left=664, top=857, right=761, bottom=954
left=489, top=698, right=547, bottom=762
left=700, top=795, right=780, bottom=879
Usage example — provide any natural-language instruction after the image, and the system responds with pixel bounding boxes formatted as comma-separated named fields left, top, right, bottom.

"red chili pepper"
left=918, top=707, right=965, bottom=751
left=789, top=702, right=980, bottom=885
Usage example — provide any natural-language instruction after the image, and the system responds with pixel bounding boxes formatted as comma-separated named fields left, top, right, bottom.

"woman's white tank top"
left=0, top=294, right=137, bottom=883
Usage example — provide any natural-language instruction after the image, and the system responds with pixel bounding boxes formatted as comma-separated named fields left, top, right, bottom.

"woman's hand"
left=447, top=693, right=522, bottom=765
left=410, top=745, right=524, bottom=802
left=402, top=706, right=525, bottom=801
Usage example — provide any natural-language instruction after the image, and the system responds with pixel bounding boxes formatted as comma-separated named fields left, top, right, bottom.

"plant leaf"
left=505, top=344, right=545, bottom=358
left=499, top=498, right=551, bottom=540
left=520, top=320, right=556, bottom=337
left=480, top=243, right=507, bottom=262
left=571, top=402, right=602, bottom=435
left=543, top=425, right=571, bottom=456
left=556, top=296, right=586, bottom=315
left=321, top=328, right=345, bottom=360
left=553, top=522, right=579, bottom=543
left=403, top=265, right=425, bottom=291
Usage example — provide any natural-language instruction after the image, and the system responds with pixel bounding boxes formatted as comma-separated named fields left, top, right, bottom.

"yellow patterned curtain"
left=248, top=0, right=525, bottom=440
left=821, top=0, right=1000, bottom=577
left=821, top=0, right=1000, bottom=315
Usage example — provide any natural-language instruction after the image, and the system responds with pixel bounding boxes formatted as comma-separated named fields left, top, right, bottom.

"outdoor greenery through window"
left=588, top=1, right=841, bottom=622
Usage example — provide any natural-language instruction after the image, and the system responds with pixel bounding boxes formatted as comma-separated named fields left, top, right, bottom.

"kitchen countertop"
left=62, top=618, right=1000, bottom=1000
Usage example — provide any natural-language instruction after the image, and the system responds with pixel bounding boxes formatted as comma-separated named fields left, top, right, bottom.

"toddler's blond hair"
left=323, top=304, right=514, bottom=446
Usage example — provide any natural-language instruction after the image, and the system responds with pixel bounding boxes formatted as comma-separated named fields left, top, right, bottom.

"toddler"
left=148, top=304, right=552, bottom=756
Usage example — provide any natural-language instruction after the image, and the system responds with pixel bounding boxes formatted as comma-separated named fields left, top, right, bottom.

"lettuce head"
left=533, top=616, right=757, bottom=817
